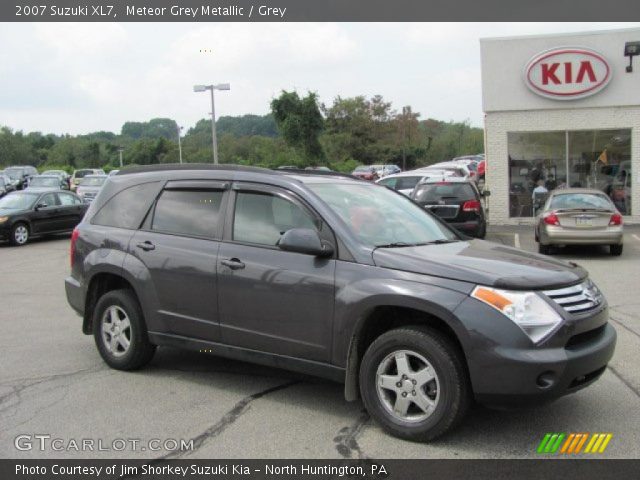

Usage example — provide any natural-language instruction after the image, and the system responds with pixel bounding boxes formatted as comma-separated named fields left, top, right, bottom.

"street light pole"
left=117, top=147, right=124, bottom=168
left=194, top=83, right=230, bottom=165
left=177, top=126, right=184, bottom=164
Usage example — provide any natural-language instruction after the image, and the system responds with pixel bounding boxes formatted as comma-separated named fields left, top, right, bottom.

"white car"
left=376, top=170, right=451, bottom=196
left=418, top=162, right=473, bottom=181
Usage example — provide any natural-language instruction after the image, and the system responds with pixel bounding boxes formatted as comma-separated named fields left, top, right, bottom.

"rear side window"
left=152, top=189, right=224, bottom=238
left=413, top=183, right=476, bottom=203
left=58, top=193, right=81, bottom=205
left=395, top=176, right=421, bottom=190
left=92, top=182, right=159, bottom=229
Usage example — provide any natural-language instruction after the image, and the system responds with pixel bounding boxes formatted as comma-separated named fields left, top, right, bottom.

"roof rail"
left=115, top=163, right=277, bottom=176
left=274, top=168, right=361, bottom=181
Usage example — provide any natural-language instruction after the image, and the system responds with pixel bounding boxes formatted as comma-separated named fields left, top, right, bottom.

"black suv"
left=65, top=165, right=615, bottom=441
left=411, top=177, right=488, bottom=238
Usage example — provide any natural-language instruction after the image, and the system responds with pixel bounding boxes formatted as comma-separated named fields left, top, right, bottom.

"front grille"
left=543, top=279, right=603, bottom=315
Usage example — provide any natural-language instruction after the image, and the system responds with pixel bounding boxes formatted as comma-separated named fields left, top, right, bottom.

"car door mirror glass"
left=277, top=228, right=332, bottom=257
left=35, top=202, right=48, bottom=210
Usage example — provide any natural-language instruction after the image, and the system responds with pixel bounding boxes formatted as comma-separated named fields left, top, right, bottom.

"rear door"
left=216, top=183, right=336, bottom=362
left=56, top=192, right=86, bottom=230
left=129, top=181, right=227, bottom=342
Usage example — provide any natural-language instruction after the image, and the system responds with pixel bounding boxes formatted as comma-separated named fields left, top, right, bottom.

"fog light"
left=536, top=371, right=556, bottom=389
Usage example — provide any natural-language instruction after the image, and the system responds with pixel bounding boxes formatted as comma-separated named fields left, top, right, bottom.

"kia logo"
left=524, top=47, right=611, bottom=100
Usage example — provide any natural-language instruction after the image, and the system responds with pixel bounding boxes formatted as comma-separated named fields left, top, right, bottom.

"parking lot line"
left=514, top=233, right=520, bottom=249
left=632, top=234, right=640, bottom=243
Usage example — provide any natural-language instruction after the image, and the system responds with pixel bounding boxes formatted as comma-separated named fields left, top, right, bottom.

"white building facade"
left=481, top=29, right=640, bottom=224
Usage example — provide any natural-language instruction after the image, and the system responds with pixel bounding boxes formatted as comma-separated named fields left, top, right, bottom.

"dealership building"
left=481, top=28, right=639, bottom=224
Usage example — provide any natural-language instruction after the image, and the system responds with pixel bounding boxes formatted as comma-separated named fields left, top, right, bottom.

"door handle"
left=136, top=241, right=155, bottom=251
left=221, top=258, right=245, bottom=270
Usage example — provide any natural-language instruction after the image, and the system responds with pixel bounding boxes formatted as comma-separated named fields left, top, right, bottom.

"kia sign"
left=524, top=47, right=611, bottom=100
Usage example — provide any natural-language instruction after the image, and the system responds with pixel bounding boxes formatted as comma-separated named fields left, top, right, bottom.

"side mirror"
left=482, top=190, right=491, bottom=197
left=277, top=228, right=333, bottom=257
left=35, top=202, right=48, bottom=210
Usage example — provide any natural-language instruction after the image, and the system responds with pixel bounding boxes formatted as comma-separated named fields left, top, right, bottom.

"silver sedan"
left=535, top=188, right=624, bottom=256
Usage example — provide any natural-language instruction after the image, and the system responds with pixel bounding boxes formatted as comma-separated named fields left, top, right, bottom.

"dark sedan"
left=0, top=189, right=88, bottom=246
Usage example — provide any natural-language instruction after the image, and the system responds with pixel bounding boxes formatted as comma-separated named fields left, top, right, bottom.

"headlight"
left=471, top=286, right=563, bottom=344
left=0, top=216, right=8, bottom=224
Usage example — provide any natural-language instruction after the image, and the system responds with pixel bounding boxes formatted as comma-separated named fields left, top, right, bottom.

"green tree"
left=270, top=91, right=325, bottom=163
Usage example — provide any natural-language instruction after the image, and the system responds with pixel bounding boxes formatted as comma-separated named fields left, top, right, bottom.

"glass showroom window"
left=508, top=129, right=632, bottom=217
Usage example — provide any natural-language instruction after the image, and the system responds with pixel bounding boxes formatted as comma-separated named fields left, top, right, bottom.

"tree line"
left=0, top=92, right=484, bottom=173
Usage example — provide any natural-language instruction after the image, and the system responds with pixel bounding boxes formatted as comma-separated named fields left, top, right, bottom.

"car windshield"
left=413, top=183, right=476, bottom=204
left=308, top=182, right=458, bottom=247
left=43, top=170, right=64, bottom=176
left=29, top=177, right=59, bottom=187
left=74, top=170, right=94, bottom=179
left=354, top=166, right=373, bottom=173
left=80, top=176, right=106, bottom=186
left=5, top=168, right=23, bottom=180
left=549, top=193, right=613, bottom=211
left=0, top=192, right=39, bottom=210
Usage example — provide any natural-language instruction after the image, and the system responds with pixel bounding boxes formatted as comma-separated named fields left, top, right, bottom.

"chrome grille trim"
left=543, top=280, right=603, bottom=315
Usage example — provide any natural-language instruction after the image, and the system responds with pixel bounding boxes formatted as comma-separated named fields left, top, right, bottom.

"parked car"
left=416, top=163, right=471, bottom=181
left=42, top=170, right=71, bottom=187
left=76, top=175, right=107, bottom=203
left=376, top=171, right=438, bottom=196
left=535, top=188, right=624, bottom=256
left=0, top=189, right=87, bottom=246
left=70, top=168, right=105, bottom=192
left=108, top=170, right=120, bottom=177
left=411, top=177, right=488, bottom=238
left=66, top=164, right=615, bottom=442
left=305, top=166, right=333, bottom=171
left=26, top=175, right=69, bottom=191
left=351, top=165, right=379, bottom=181
left=3, top=165, right=38, bottom=190
left=0, top=174, right=16, bottom=198
left=373, top=164, right=401, bottom=178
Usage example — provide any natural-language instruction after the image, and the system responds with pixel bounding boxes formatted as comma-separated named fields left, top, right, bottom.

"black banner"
left=3, top=459, right=640, bottom=480
left=3, top=0, right=640, bottom=22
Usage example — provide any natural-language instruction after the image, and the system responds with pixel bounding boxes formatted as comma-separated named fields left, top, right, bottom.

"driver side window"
left=39, top=193, right=60, bottom=207
left=233, top=191, right=317, bottom=246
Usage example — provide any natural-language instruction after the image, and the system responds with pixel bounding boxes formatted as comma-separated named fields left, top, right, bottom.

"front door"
left=30, top=192, right=64, bottom=234
left=217, top=185, right=336, bottom=362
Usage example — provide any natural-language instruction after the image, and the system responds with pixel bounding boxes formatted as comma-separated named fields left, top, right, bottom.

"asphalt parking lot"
left=1, top=226, right=639, bottom=459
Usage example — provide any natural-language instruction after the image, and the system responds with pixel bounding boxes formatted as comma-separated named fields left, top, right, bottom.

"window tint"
left=58, top=193, right=80, bottom=206
left=40, top=193, right=60, bottom=207
left=92, top=182, right=159, bottom=229
left=395, top=177, right=421, bottom=190
left=233, top=191, right=317, bottom=246
left=152, top=189, right=223, bottom=238
left=413, top=183, right=476, bottom=204
left=549, top=193, right=613, bottom=210
left=378, top=178, right=396, bottom=188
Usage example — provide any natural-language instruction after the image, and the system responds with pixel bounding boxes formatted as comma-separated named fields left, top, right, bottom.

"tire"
left=538, top=243, right=550, bottom=255
left=93, top=289, right=156, bottom=370
left=476, top=222, right=486, bottom=239
left=610, top=244, right=623, bottom=256
left=10, top=222, right=30, bottom=246
left=359, top=326, right=470, bottom=442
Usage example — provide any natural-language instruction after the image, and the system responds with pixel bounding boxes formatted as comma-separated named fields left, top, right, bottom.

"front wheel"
left=10, top=223, right=29, bottom=246
left=93, top=289, right=156, bottom=370
left=359, top=327, right=470, bottom=442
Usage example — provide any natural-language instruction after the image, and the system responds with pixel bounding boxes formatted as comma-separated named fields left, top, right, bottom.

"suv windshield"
left=29, top=177, right=59, bottom=187
left=5, top=168, right=24, bottom=180
left=74, top=170, right=94, bottom=179
left=0, top=192, right=39, bottom=210
left=308, top=182, right=457, bottom=247
left=80, top=176, right=106, bottom=187
left=413, top=183, right=476, bottom=204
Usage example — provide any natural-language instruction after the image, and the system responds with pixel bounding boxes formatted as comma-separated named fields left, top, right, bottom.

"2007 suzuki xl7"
left=66, top=165, right=616, bottom=441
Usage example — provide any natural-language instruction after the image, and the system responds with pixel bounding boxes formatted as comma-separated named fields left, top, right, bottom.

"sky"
left=1, top=22, right=639, bottom=135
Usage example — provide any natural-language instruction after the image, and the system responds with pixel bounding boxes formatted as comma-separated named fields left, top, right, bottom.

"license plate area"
left=575, top=217, right=593, bottom=227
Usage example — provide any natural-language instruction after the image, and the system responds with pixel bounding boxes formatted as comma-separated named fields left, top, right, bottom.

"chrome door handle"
left=221, top=258, right=245, bottom=270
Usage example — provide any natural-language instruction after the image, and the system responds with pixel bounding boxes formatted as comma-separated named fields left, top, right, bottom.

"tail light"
left=609, top=213, right=623, bottom=226
left=543, top=212, right=560, bottom=226
left=70, top=227, right=80, bottom=269
left=462, top=200, right=481, bottom=212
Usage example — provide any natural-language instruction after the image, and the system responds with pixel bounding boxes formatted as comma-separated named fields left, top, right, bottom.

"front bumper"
left=455, top=297, right=616, bottom=407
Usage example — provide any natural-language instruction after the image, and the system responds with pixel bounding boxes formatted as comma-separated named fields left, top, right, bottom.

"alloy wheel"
left=101, top=306, right=132, bottom=358
left=14, top=225, right=29, bottom=245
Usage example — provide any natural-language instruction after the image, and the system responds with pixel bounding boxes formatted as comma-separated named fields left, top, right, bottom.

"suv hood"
left=372, top=240, right=587, bottom=290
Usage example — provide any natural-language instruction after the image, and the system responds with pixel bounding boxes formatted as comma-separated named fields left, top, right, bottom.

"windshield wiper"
left=422, top=239, right=459, bottom=245
left=374, top=242, right=416, bottom=248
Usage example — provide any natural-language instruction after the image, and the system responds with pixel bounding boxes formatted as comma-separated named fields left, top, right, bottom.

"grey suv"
left=65, top=165, right=616, bottom=441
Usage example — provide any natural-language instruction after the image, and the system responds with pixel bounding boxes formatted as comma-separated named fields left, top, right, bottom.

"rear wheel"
left=93, top=289, right=156, bottom=370
left=10, top=222, right=29, bottom=246
left=359, top=327, right=470, bottom=442
left=610, top=244, right=623, bottom=256
left=476, top=222, right=486, bottom=239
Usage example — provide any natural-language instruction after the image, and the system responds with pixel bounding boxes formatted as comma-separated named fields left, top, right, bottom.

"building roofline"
left=480, top=26, right=640, bottom=43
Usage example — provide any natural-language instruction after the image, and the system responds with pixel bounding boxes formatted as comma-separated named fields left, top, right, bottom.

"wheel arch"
left=83, top=270, right=139, bottom=335
left=343, top=304, right=470, bottom=402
